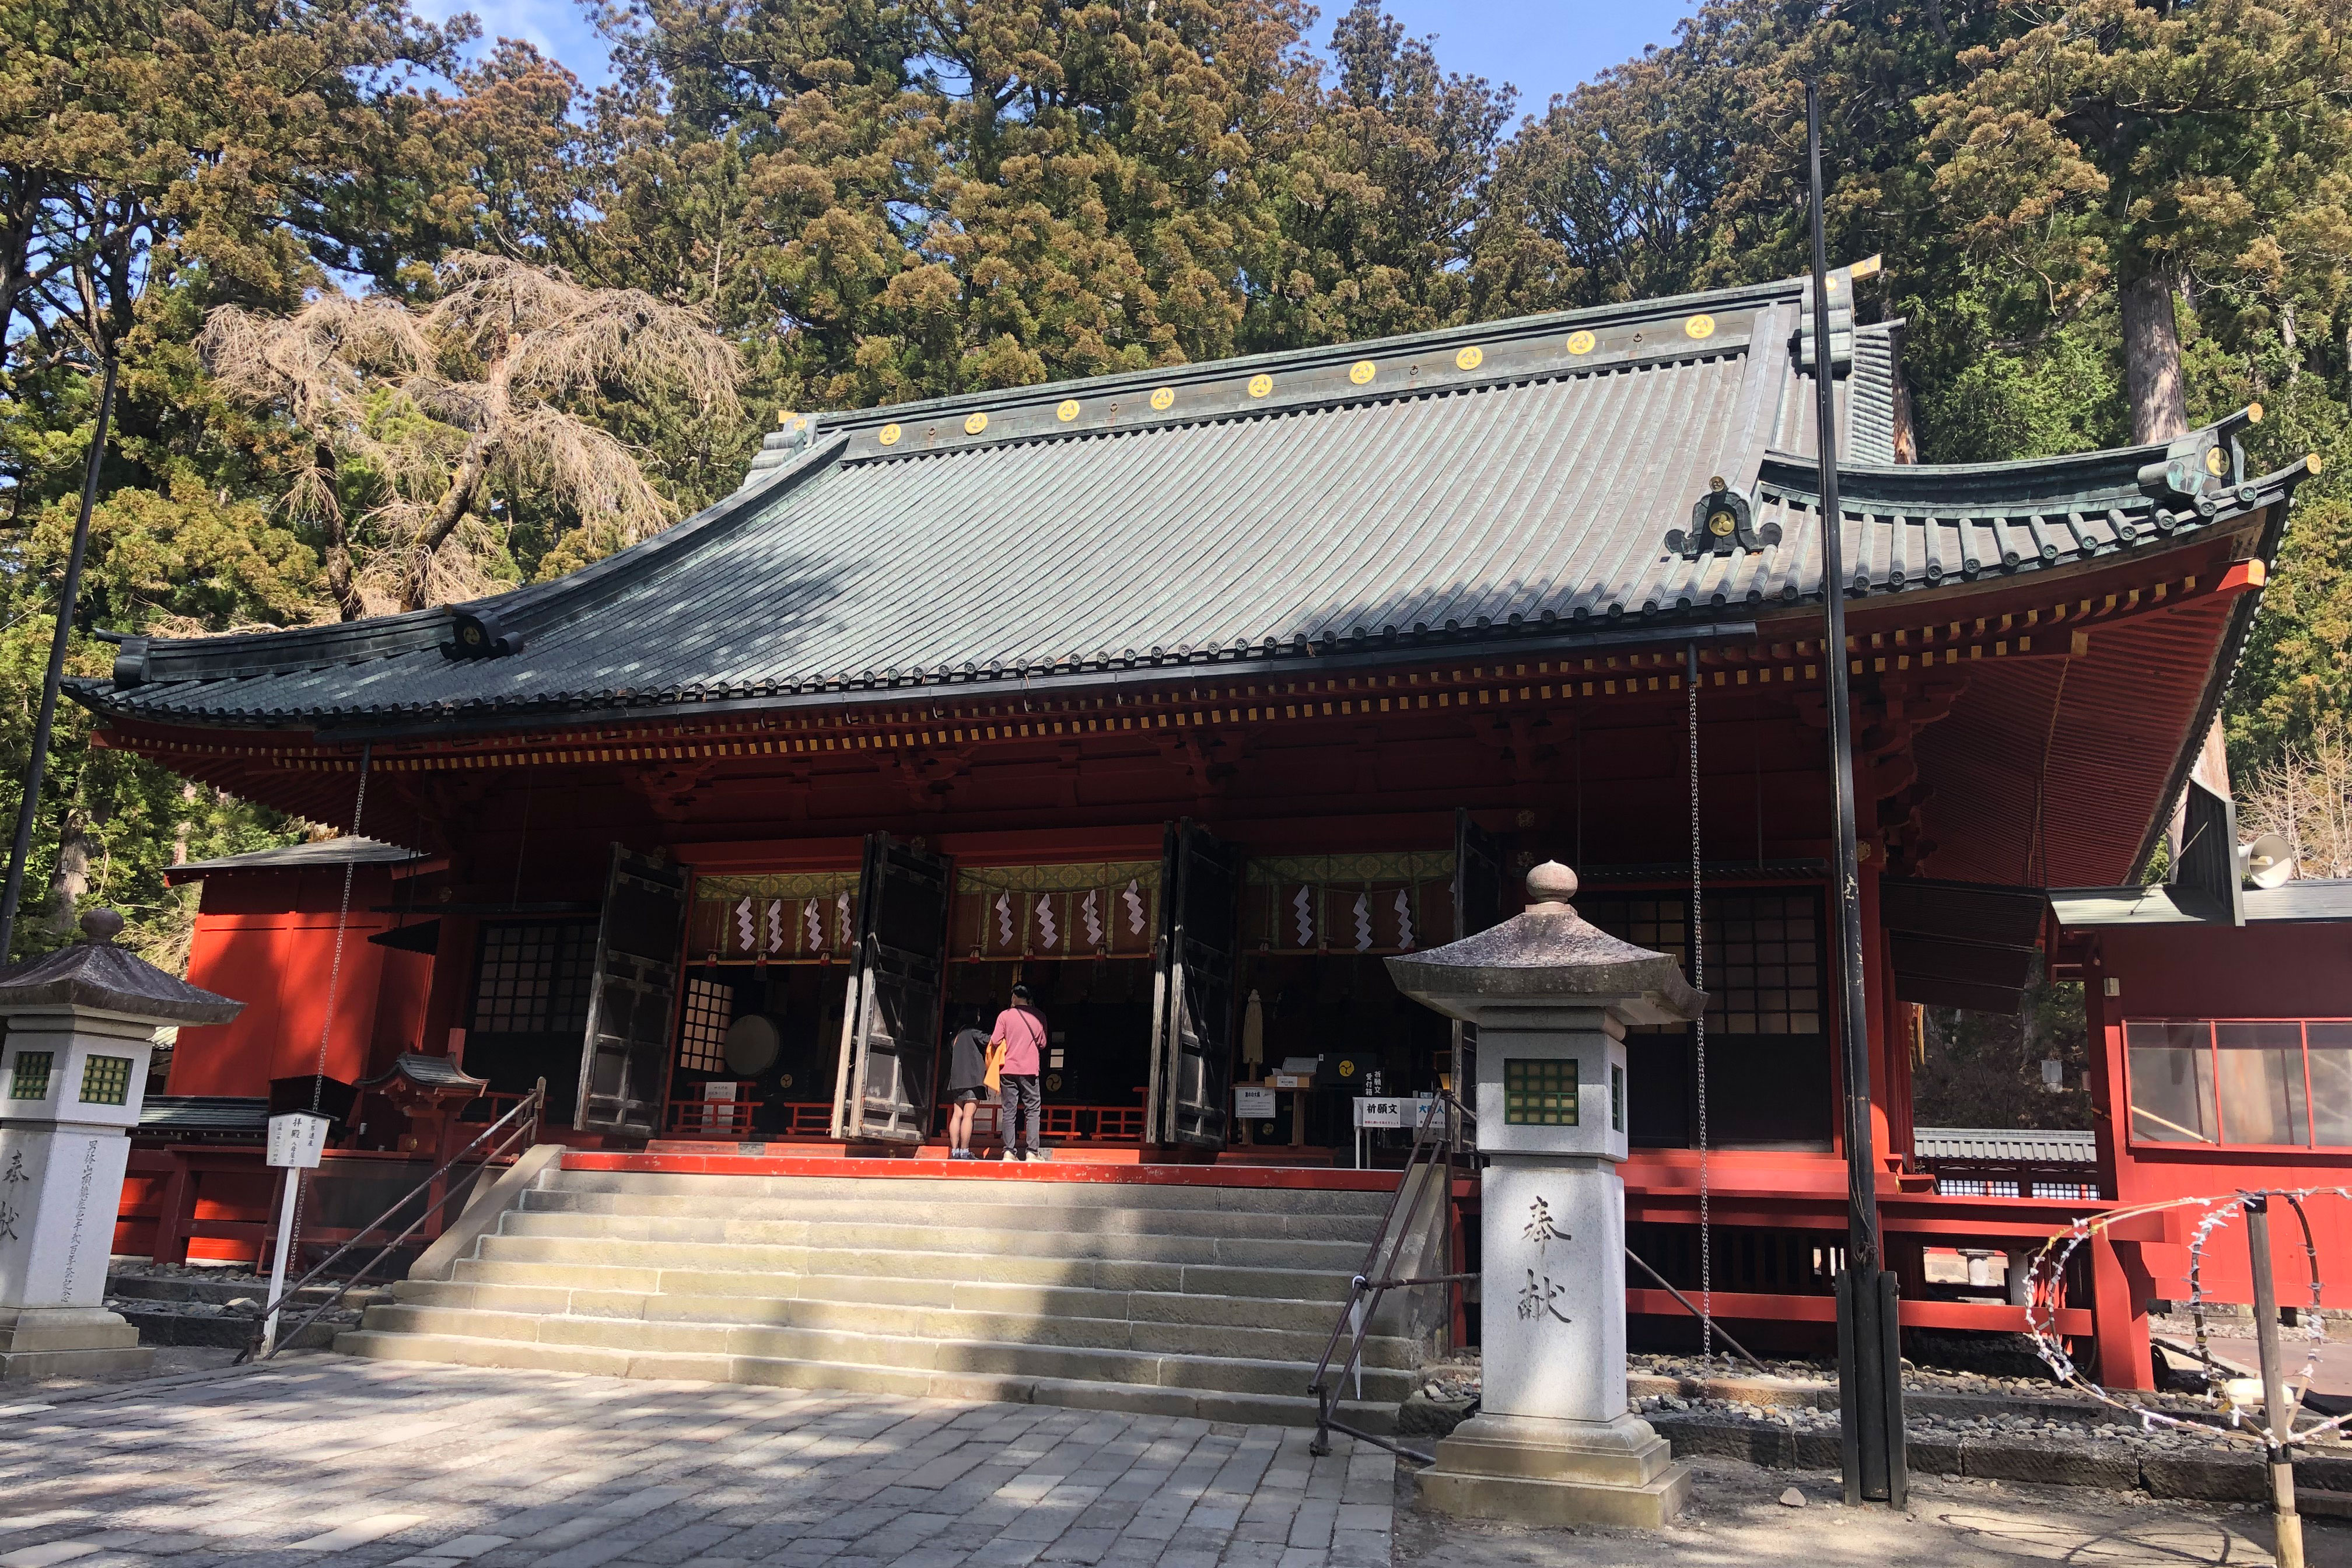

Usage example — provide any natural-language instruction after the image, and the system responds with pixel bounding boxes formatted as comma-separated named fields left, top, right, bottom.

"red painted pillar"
left=2092, top=1232, right=2156, bottom=1390
left=2081, top=949, right=2129, bottom=1205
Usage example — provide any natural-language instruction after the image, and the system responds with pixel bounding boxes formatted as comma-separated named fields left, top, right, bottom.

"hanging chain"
left=293, top=745, right=372, bottom=1283
left=1688, top=646, right=1712, bottom=1367
left=309, top=744, right=373, bottom=1104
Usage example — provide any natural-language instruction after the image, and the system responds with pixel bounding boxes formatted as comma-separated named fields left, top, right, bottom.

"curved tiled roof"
left=71, top=273, right=2307, bottom=735
left=1913, top=1126, right=2097, bottom=1164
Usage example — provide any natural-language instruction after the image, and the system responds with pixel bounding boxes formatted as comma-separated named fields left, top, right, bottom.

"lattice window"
left=677, top=978, right=733, bottom=1073
left=1937, top=1178, right=2021, bottom=1198
left=1584, top=897, right=1688, bottom=1034
left=2031, top=1181, right=2099, bottom=1200
left=1704, top=894, right=1822, bottom=1035
left=8, top=1051, right=51, bottom=1099
left=79, top=1054, right=133, bottom=1106
left=471, top=922, right=597, bottom=1037
left=1504, top=1058, right=1579, bottom=1126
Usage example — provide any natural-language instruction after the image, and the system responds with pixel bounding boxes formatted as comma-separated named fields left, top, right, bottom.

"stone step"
left=355, top=1302, right=1418, bottom=1403
left=468, top=1233, right=1356, bottom=1300
left=544, top=1168, right=1395, bottom=1217
left=491, top=1209, right=1371, bottom=1269
left=334, top=1325, right=1397, bottom=1431
left=444, top=1257, right=1367, bottom=1333
left=517, top=1188, right=1385, bottom=1242
left=391, top=1276, right=1418, bottom=1367
left=113, top=1304, right=344, bottom=1350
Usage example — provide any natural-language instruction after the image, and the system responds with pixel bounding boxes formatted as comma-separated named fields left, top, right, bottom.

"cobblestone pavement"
left=0, top=1356, right=1393, bottom=1568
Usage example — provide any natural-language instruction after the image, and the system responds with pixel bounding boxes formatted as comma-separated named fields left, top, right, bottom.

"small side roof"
left=169, top=836, right=425, bottom=881
left=1913, top=1126, right=2097, bottom=1164
left=2050, top=879, right=2352, bottom=928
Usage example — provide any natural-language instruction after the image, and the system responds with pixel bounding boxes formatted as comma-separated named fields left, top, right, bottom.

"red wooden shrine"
left=82, top=271, right=2348, bottom=1385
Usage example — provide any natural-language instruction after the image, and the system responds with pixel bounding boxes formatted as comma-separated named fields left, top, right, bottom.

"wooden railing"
left=667, top=1085, right=761, bottom=1139
left=658, top=1097, right=1148, bottom=1143
left=964, top=1103, right=1146, bottom=1143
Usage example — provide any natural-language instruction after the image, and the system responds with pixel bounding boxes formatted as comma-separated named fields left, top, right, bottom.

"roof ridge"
left=822, top=274, right=1817, bottom=435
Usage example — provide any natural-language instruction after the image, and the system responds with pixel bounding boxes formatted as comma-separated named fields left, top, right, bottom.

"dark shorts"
left=949, top=1086, right=996, bottom=1105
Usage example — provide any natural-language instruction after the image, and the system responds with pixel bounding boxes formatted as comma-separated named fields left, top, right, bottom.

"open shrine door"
left=831, top=833, right=953, bottom=1144
left=1147, top=820, right=1244, bottom=1149
left=576, top=845, right=691, bottom=1138
left=1451, top=808, right=1507, bottom=1099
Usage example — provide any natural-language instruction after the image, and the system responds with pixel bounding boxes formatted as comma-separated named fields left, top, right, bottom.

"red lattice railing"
left=663, top=1097, right=1144, bottom=1142
left=964, top=1102, right=1146, bottom=1143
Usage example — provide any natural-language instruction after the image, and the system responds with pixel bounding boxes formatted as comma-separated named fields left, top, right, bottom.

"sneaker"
left=1027, top=1148, right=1053, bottom=1163
left=949, top=1148, right=973, bottom=1161
left=1003, top=1149, right=1026, bottom=1163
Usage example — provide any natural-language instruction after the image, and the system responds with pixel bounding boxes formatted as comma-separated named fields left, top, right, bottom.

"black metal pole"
left=0, top=358, right=118, bottom=961
left=1809, top=82, right=1903, bottom=1506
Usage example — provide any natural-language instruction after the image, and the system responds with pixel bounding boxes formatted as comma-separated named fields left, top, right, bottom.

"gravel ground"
left=1394, top=1454, right=2352, bottom=1567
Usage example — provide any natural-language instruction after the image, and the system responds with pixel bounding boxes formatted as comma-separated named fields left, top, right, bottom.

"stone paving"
left=0, top=1356, right=1393, bottom=1568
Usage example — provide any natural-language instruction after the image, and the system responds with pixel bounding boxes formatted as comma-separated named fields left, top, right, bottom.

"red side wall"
left=170, top=864, right=435, bottom=1096
left=2083, top=920, right=2352, bottom=1310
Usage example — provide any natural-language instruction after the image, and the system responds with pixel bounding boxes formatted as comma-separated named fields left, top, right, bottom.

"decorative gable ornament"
left=444, top=604, right=523, bottom=660
left=1665, top=479, right=1780, bottom=559
left=2137, top=411, right=2258, bottom=519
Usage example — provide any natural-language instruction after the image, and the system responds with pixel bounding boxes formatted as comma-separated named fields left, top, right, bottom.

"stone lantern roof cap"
left=0, top=908, right=244, bottom=1025
left=1384, top=862, right=1706, bottom=1024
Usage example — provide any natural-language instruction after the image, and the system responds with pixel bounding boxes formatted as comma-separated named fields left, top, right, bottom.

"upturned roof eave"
left=76, top=612, right=1769, bottom=744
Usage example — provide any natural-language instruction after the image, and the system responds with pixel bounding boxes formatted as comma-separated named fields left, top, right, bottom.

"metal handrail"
left=1307, top=1091, right=1476, bottom=1464
left=236, top=1081, right=544, bottom=1363
left=1623, top=1242, right=1768, bottom=1371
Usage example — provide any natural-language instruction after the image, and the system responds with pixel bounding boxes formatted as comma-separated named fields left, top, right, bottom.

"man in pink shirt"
left=992, top=982, right=1050, bottom=1162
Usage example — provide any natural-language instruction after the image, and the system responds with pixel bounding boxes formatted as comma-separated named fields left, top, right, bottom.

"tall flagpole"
left=1808, top=81, right=1906, bottom=1507
left=0, top=358, right=119, bottom=961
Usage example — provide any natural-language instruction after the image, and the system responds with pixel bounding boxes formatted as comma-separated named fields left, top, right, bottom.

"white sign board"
left=265, top=1111, right=332, bottom=1169
left=703, top=1081, right=738, bottom=1101
left=1235, top=1087, right=1277, bottom=1119
left=1354, top=1096, right=1406, bottom=1128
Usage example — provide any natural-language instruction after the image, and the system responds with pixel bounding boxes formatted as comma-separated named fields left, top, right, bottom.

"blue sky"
left=413, top=0, right=1700, bottom=109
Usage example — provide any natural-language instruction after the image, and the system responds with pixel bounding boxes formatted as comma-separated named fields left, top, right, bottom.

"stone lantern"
left=0, top=908, right=243, bottom=1378
left=1386, top=860, right=1704, bottom=1528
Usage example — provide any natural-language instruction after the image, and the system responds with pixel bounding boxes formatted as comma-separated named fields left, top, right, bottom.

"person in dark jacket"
left=942, top=1009, right=995, bottom=1161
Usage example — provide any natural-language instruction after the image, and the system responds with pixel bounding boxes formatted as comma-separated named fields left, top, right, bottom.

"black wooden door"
left=1147, top=820, right=1244, bottom=1149
left=836, top=833, right=954, bottom=1144
left=575, top=845, right=690, bottom=1138
left=1451, top=807, right=1507, bottom=1104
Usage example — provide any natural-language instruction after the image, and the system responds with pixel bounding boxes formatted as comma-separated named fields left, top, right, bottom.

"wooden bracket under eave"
left=2216, top=558, right=2268, bottom=594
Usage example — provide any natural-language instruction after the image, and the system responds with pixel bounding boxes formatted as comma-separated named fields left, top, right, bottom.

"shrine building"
left=73, top=266, right=2348, bottom=1391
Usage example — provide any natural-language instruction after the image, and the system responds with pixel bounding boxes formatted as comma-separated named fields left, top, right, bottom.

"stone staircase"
left=337, top=1163, right=1433, bottom=1429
